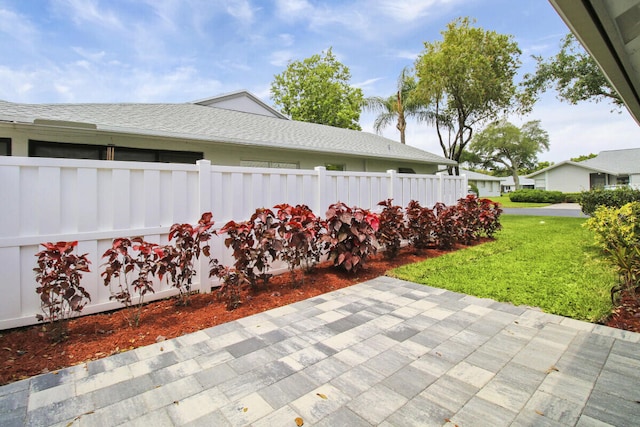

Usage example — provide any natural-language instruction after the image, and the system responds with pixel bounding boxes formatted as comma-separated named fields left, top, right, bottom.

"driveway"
left=502, top=203, right=588, bottom=218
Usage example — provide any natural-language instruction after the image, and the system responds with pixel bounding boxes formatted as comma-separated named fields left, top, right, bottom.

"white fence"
left=0, top=157, right=467, bottom=329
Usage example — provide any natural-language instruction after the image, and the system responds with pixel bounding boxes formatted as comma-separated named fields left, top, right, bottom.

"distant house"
left=440, top=169, right=503, bottom=197
left=500, top=176, right=535, bottom=193
left=0, top=90, right=455, bottom=174
left=526, top=148, right=640, bottom=192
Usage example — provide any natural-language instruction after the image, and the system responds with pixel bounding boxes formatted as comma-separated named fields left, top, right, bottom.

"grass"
left=389, top=215, right=616, bottom=322
left=485, top=195, right=551, bottom=208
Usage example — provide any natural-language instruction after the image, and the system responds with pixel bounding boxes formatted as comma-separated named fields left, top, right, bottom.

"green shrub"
left=579, top=187, right=640, bottom=215
left=563, top=193, right=581, bottom=203
left=508, top=189, right=564, bottom=203
left=584, top=202, right=640, bottom=302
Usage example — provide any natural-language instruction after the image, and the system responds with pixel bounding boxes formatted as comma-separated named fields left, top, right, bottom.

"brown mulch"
left=0, top=242, right=637, bottom=386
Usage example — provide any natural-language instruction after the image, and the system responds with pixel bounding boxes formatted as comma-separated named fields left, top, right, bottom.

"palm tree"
left=363, top=67, right=433, bottom=144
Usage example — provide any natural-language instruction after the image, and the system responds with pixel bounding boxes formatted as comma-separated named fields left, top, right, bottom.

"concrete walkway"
left=502, top=203, right=588, bottom=218
left=1, top=277, right=639, bottom=426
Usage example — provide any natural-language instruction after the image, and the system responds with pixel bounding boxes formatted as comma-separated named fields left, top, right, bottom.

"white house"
left=500, top=176, right=535, bottom=193
left=439, top=169, right=503, bottom=197
left=0, top=90, right=455, bottom=174
left=526, top=148, right=640, bottom=192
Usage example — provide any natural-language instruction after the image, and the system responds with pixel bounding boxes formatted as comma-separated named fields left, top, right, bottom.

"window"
left=0, top=138, right=11, bottom=156
left=30, top=140, right=104, bottom=159
left=616, top=176, right=630, bottom=185
left=398, top=167, right=415, bottom=174
left=29, top=140, right=203, bottom=164
left=241, top=160, right=299, bottom=169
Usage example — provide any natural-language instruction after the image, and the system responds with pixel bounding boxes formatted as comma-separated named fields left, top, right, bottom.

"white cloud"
left=225, top=0, right=255, bottom=24
left=54, top=0, right=124, bottom=31
left=0, top=7, right=38, bottom=44
left=278, top=33, right=295, bottom=47
left=371, top=0, right=438, bottom=22
left=396, top=50, right=419, bottom=60
left=72, top=47, right=107, bottom=63
left=269, top=50, right=293, bottom=67
left=275, top=0, right=313, bottom=19
left=353, top=77, right=384, bottom=90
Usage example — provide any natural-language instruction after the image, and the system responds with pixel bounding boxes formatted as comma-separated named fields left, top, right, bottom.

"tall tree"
left=363, top=67, right=433, bottom=144
left=415, top=17, right=527, bottom=175
left=571, top=153, right=597, bottom=162
left=469, top=120, right=549, bottom=190
left=522, top=34, right=623, bottom=108
left=270, top=48, right=364, bottom=130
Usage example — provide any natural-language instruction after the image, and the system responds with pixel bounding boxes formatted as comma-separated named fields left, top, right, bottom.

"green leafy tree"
left=363, top=67, right=433, bottom=144
left=469, top=120, right=549, bottom=190
left=571, top=153, right=597, bottom=162
left=522, top=160, right=553, bottom=175
left=522, top=34, right=623, bottom=108
left=270, top=47, right=364, bottom=130
left=415, top=17, right=528, bottom=175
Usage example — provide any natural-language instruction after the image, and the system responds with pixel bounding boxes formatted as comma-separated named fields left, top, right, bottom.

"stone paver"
left=1, top=277, right=639, bottom=426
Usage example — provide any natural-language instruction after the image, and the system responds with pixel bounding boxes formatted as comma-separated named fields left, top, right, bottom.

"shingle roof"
left=439, top=168, right=504, bottom=181
left=579, top=148, right=640, bottom=174
left=0, top=100, right=455, bottom=165
left=527, top=148, right=640, bottom=178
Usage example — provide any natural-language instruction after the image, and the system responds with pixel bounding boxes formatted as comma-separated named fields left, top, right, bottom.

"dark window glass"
left=398, top=167, right=416, bottom=174
left=158, top=150, right=203, bottom=164
left=28, top=140, right=202, bottom=164
left=114, top=146, right=202, bottom=163
left=113, top=147, right=157, bottom=162
left=29, top=140, right=105, bottom=160
left=0, top=138, right=10, bottom=156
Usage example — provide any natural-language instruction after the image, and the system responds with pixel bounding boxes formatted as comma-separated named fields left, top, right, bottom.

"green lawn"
left=486, top=196, right=551, bottom=208
left=389, top=215, right=615, bottom=322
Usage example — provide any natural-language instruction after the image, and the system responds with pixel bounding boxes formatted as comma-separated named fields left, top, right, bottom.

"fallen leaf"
left=535, top=410, right=544, bottom=416
left=545, top=366, right=559, bottom=374
left=295, top=417, right=304, bottom=426
left=316, top=393, right=328, bottom=400
left=243, top=407, right=248, bottom=412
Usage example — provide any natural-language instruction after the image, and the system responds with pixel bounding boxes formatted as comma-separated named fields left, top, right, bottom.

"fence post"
left=196, top=159, right=212, bottom=293
left=314, top=166, right=327, bottom=215
left=386, top=169, right=397, bottom=203
left=436, top=172, right=443, bottom=204
left=462, top=174, right=468, bottom=201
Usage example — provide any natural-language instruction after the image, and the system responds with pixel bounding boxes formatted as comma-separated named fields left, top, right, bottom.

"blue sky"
left=1, top=0, right=639, bottom=163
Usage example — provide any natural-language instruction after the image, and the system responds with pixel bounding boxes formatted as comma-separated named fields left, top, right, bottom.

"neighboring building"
left=0, top=90, right=455, bottom=174
left=440, top=169, right=503, bottom=197
left=526, top=148, right=640, bottom=192
left=500, top=176, right=535, bottom=193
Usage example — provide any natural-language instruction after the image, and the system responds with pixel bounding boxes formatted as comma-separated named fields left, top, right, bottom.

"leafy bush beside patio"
left=584, top=202, right=640, bottom=303
left=579, top=187, right=640, bottom=216
left=389, top=215, right=615, bottom=322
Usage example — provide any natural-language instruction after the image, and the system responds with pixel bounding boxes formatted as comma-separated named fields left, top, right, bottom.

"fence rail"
left=0, top=157, right=467, bottom=329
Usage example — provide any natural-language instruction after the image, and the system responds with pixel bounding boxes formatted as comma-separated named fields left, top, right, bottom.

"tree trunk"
left=513, top=173, right=521, bottom=190
left=396, top=91, right=406, bottom=144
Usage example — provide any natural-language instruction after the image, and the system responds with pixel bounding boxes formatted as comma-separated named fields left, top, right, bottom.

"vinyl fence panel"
left=0, top=157, right=466, bottom=329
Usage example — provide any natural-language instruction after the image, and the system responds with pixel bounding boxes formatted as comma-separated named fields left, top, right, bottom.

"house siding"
left=541, top=164, right=592, bottom=192
left=1, top=125, right=439, bottom=174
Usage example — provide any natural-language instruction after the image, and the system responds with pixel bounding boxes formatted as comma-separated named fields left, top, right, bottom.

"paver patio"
left=1, top=276, right=638, bottom=426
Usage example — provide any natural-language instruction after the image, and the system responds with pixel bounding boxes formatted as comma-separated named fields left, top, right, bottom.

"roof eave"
left=549, top=0, right=640, bottom=125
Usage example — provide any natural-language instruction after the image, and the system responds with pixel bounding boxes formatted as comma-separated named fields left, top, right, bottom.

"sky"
left=1, top=0, right=639, bottom=164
